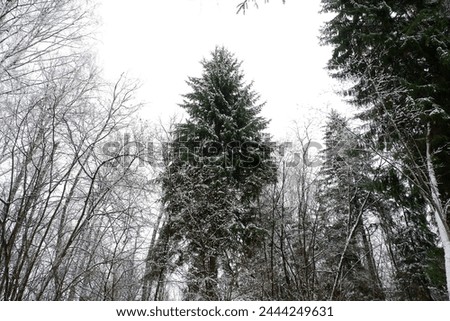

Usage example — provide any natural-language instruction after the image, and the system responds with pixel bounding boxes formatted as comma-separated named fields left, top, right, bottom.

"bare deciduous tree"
left=0, top=0, right=157, bottom=301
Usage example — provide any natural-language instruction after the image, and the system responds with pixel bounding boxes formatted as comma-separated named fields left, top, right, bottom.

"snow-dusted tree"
left=0, top=0, right=153, bottom=300
left=321, top=0, right=450, bottom=299
left=373, top=170, right=447, bottom=300
left=252, top=125, right=324, bottom=300
left=317, top=111, right=385, bottom=300
left=159, top=47, right=275, bottom=300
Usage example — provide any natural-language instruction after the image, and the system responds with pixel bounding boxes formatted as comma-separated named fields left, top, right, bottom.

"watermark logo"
left=100, top=133, right=325, bottom=169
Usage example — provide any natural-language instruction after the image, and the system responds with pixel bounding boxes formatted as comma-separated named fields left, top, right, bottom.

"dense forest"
left=0, top=0, right=449, bottom=301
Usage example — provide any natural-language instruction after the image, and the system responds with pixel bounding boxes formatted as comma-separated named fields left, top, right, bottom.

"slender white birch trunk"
left=426, top=123, right=450, bottom=300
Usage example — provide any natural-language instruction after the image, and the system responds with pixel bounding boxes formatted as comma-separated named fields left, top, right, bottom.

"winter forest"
left=1, top=0, right=450, bottom=301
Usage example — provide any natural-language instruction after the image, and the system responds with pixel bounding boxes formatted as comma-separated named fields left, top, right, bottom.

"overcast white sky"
left=97, top=0, right=350, bottom=140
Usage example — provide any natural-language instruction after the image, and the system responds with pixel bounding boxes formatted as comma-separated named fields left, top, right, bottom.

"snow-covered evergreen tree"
left=321, top=0, right=450, bottom=299
left=159, top=47, right=276, bottom=300
left=317, top=111, right=385, bottom=300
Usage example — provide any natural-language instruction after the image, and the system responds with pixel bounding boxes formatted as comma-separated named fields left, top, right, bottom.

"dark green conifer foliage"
left=321, top=0, right=450, bottom=299
left=318, top=111, right=385, bottom=300
left=374, top=169, right=447, bottom=299
left=161, top=47, right=275, bottom=300
left=321, top=0, right=450, bottom=202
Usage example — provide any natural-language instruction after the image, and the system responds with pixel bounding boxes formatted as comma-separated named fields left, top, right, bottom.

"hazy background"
left=97, top=0, right=350, bottom=140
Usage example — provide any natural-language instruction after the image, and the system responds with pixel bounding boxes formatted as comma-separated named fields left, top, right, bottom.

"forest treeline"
left=0, top=0, right=449, bottom=300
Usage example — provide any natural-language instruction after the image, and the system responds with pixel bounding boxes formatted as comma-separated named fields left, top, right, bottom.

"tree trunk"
left=205, top=255, right=218, bottom=300
left=426, top=123, right=450, bottom=300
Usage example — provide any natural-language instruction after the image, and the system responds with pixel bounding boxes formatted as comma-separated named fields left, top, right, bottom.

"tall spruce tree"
left=318, top=111, right=384, bottom=300
left=160, top=47, right=275, bottom=300
left=321, top=0, right=450, bottom=298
